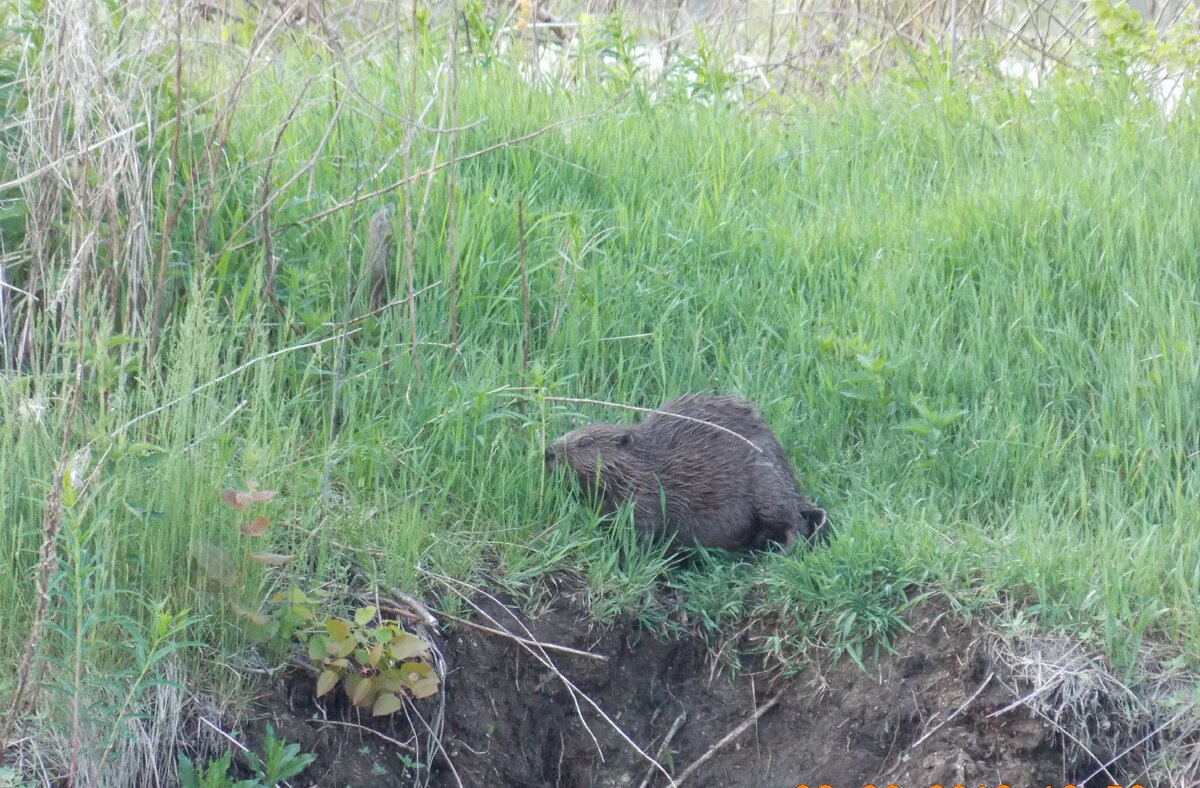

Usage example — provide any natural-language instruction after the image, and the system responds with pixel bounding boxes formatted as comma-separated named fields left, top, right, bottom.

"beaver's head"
left=545, top=423, right=643, bottom=504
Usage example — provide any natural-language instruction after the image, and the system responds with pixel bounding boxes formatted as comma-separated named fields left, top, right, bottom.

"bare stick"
left=387, top=587, right=440, bottom=628
left=400, top=0, right=421, bottom=377
left=447, top=0, right=460, bottom=355
left=436, top=609, right=608, bottom=662
left=673, top=693, right=784, bottom=786
left=260, top=76, right=317, bottom=312
left=362, top=205, right=396, bottom=311
left=330, top=281, right=441, bottom=332
left=909, top=672, right=993, bottom=749
left=545, top=395, right=764, bottom=453
left=148, top=0, right=185, bottom=357
left=518, top=195, right=530, bottom=389
left=0, top=125, right=143, bottom=193
left=316, top=719, right=417, bottom=753
left=636, top=712, right=688, bottom=788
left=199, top=717, right=250, bottom=755
left=1077, top=709, right=1185, bottom=787
left=0, top=364, right=83, bottom=767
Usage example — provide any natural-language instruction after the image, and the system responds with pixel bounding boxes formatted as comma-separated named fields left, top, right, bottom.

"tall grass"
left=3, top=0, right=1200, bottom=778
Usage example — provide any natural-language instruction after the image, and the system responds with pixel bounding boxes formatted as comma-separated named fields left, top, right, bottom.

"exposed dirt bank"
left=244, top=587, right=1132, bottom=787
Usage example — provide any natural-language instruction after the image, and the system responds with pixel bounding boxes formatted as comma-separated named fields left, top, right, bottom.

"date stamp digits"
left=794, top=784, right=1148, bottom=788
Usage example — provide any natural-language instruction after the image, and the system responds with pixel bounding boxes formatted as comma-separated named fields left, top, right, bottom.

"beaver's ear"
left=617, top=433, right=632, bottom=447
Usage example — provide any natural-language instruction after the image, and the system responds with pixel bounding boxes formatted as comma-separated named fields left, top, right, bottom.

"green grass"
left=3, top=39, right=1200, bottom=729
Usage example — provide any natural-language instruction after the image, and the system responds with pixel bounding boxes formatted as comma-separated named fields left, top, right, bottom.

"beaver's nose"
left=544, top=446, right=557, bottom=464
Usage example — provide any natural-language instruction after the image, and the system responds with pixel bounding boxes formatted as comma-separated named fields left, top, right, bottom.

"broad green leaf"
left=373, top=692, right=404, bottom=716
left=316, top=670, right=340, bottom=698
left=389, top=632, right=430, bottom=661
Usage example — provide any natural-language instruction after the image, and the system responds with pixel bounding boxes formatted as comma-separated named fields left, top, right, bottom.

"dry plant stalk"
left=149, top=0, right=185, bottom=357
left=447, top=0, right=461, bottom=355
left=0, top=365, right=83, bottom=767
left=518, top=195, right=530, bottom=384
left=399, top=0, right=422, bottom=375
left=364, top=204, right=396, bottom=311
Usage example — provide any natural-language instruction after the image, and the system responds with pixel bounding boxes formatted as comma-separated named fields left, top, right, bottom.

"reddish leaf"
left=244, top=489, right=278, bottom=504
left=240, top=516, right=269, bottom=537
left=219, top=489, right=249, bottom=511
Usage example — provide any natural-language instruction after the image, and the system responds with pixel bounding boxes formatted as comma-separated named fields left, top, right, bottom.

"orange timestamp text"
left=794, top=784, right=1149, bottom=788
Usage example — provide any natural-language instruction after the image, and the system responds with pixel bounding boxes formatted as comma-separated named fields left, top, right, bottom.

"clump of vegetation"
left=177, top=725, right=315, bottom=788
left=310, top=607, right=440, bottom=715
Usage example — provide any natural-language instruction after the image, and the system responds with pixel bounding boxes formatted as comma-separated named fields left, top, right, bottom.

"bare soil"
left=241, top=583, right=1121, bottom=788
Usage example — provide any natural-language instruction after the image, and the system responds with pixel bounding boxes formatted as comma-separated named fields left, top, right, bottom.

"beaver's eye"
left=617, top=434, right=632, bottom=447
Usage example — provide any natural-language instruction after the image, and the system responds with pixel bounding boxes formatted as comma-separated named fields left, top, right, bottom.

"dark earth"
left=236, top=583, right=1131, bottom=788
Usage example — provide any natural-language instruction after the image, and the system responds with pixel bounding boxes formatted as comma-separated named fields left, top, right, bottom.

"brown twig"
left=518, top=195, right=530, bottom=398
left=447, top=0, right=460, bottom=356
left=315, top=719, right=417, bottom=753
left=0, top=363, right=83, bottom=767
left=387, top=587, right=440, bottom=628
left=260, top=76, right=317, bottom=313
left=105, top=282, right=438, bottom=442
left=673, top=693, right=784, bottom=786
left=636, top=712, right=687, bottom=788
left=148, top=0, right=185, bottom=358
left=437, top=609, right=608, bottom=662
left=909, top=672, right=993, bottom=750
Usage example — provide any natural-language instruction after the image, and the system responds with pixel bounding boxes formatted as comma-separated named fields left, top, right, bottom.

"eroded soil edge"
left=251, top=594, right=1112, bottom=787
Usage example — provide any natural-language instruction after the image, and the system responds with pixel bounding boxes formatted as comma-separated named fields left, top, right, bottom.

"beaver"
left=544, top=394, right=827, bottom=552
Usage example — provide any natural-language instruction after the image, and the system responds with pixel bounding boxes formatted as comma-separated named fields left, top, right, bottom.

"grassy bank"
left=2, top=5, right=1200, bottom=777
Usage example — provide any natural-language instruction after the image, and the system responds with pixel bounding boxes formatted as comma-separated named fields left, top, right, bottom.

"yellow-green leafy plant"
left=308, top=606, right=440, bottom=717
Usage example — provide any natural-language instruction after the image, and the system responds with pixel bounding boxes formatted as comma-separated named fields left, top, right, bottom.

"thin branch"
left=637, top=712, right=688, bottom=788
left=518, top=195, right=530, bottom=389
left=0, top=124, right=144, bottom=192
left=545, top=395, right=764, bottom=453
left=0, top=364, right=84, bottom=767
left=673, top=693, right=783, bottom=786
left=436, top=609, right=608, bottom=662
left=909, top=672, right=993, bottom=749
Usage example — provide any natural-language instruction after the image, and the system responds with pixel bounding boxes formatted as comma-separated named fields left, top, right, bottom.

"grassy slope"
left=3, top=50, right=1199, bottom=709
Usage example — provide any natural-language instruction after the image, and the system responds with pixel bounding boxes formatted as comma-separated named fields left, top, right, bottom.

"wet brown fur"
left=545, top=395, right=827, bottom=551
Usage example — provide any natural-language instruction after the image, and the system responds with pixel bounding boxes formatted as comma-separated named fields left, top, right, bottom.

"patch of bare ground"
left=237, top=580, right=1147, bottom=788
